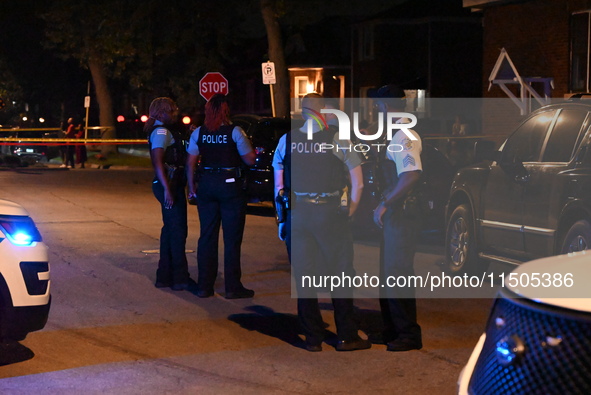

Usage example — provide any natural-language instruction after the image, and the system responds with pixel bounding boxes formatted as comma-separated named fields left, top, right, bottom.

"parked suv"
left=0, top=199, right=50, bottom=341
left=231, top=114, right=291, bottom=202
left=444, top=99, right=591, bottom=274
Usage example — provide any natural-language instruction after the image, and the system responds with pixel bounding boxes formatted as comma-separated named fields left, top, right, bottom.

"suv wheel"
left=560, top=220, right=591, bottom=254
left=445, top=204, right=481, bottom=275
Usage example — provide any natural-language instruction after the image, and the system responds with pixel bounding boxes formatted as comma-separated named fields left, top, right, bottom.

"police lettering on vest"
left=290, top=141, right=326, bottom=154
left=201, top=134, right=228, bottom=144
left=197, top=125, right=241, bottom=168
left=288, top=128, right=345, bottom=193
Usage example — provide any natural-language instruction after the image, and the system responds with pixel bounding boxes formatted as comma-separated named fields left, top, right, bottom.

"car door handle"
left=514, top=174, right=530, bottom=184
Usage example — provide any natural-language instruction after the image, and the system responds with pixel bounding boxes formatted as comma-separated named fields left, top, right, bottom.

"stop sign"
left=199, top=72, right=229, bottom=101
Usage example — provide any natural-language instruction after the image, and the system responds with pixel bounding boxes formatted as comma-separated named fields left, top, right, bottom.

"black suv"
left=231, top=114, right=291, bottom=202
left=444, top=99, right=591, bottom=274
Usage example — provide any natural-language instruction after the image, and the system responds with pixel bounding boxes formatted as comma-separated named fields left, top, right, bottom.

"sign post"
left=261, top=61, right=276, bottom=117
left=199, top=72, right=229, bottom=102
left=84, top=81, right=91, bottom=139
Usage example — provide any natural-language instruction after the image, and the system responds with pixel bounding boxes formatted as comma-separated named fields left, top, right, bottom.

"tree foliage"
left=0, top=59, right=24, bottom=125
left=43, top=0, right=250, bottom=118
left=4, top=0, right=405, bottom=130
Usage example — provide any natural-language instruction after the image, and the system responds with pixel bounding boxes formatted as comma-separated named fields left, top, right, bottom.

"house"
left=350, top=3, right=483, bottom=136
left=351, top=15, right=482, bottom=99
left=464, top=0, right=591, bottom=139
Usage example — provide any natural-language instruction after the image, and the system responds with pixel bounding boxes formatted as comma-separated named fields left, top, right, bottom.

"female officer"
left=146, top=97, right=191, bottom=291
left=186, top=94, right=256, bottom=299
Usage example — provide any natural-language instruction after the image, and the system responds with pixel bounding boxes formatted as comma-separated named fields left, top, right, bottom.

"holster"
left=275, top=189, right=290, bottom=224
left=164, top=164, right=185, bottom=190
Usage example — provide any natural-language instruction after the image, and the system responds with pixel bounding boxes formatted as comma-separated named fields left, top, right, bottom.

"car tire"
left=445, top=204, right=482, bottom=275
left=560, top=220, right=591, bottom=254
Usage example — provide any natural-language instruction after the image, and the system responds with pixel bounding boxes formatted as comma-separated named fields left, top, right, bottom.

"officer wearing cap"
left=186, top=94, right=256, bottom=299
left=369, top=84, right=423, bottom=352
left=272, top=93, right=370, bottom=352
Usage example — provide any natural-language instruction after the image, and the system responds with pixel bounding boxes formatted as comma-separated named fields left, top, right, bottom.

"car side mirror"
left=473, top=140, right=496, bottom=162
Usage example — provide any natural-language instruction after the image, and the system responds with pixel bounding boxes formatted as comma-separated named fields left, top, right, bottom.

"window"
left=542, top=109, right=588, bottom=162
left=293, top=76, right=310, bottom=114
left=571, top=11, right=591, bottom=92
left=357, top=25, right=374, bottom=61
left=502, top=110, right=556, bottom=163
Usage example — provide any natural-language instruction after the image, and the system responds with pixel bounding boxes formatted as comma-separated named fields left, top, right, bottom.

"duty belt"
left=202, top=166, right=239, bottom=173
left=294, top=191, right=340, bottom=205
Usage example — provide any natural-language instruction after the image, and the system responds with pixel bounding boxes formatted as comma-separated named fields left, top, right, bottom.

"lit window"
left=571, top=11, right=591, bottom=92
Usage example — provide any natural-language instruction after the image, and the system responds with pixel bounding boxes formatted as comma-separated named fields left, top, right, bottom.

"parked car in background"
left=230, top=114, right=455, bottom=238
left=5, top=129, right=61, bottom=166
left=458, top=250, right=591, bottom=394
left=0, top=199, right=50, bottom=341
left=351, top=140, right=455, bottom=240
left=231, top=114, right=291, bottom=202
left=444, top=99, right=591, bottom=275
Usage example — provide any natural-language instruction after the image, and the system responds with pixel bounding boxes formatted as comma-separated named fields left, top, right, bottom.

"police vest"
left=147, top=125, right=186, bottom=168
left=286, top=127, right=346, bottom=193
left=197, top=125, right=242, bottom=168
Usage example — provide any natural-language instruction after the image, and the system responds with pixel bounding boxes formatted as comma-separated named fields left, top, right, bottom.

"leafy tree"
left=123, top=0, right=243, bottom=111
left=0, top=59, right=24, bottom=125
left=42, top=0, right=142, bottom=153
left=258, top=0, right=401, bottom=117
left=43, top=0, right=248, bottom=138
left=40, top=0, right=403, bottom=138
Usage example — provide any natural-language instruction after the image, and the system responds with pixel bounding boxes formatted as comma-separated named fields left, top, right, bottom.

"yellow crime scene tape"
left=0, top=138, right=147, bottom=145
left=0, top=127, right=148, bottom=145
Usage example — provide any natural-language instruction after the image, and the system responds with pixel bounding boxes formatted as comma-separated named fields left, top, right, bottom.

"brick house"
left=464, top=0, right=591, bottom=139
left=349, top=2, right=483, bottom=137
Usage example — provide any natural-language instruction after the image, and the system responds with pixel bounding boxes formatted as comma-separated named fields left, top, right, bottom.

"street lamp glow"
left=140, top=115, right=148, bottom=122
left=39, top=118, right=45, bottom=123
left=182, top=116, right=191, bottom=125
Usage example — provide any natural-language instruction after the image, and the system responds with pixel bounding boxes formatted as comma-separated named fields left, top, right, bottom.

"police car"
left=458, top=251, right=591, bottom=394
left=0, top=199, right=50, bottom=342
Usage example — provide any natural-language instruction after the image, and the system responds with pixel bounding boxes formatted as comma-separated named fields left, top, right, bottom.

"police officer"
left=273, top=93, right=370, bottom=352
left=370, top=84, right=423, bottom=352
left=146, top=97, right=191, bottom=291
left=186, top=94, right=256, bottom=299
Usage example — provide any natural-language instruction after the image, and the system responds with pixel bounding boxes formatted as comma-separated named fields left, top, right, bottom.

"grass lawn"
left=86, top=150, right=152, bottom=168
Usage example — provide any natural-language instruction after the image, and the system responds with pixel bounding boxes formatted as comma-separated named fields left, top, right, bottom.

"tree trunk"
left=88, top=57, right=117, bottom=155
left=260, top=0, right=290, bottom=118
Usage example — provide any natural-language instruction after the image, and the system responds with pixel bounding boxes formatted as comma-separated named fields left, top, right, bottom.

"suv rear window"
left=542, top=109, right=589, bottom=162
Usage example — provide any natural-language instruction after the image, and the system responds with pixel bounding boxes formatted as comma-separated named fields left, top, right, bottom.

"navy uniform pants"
left=152, top=178, right=189, bottom=286
left=379, top=204, right=422, bottom=343
left=288, top=200, right=359, bottom=344
left=195, top=172, right=247, bottom=293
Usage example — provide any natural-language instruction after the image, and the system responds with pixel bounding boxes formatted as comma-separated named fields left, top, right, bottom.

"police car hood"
left=0, top=199, right=30, bottom=216
left=507, top=250, right=591, bottom=313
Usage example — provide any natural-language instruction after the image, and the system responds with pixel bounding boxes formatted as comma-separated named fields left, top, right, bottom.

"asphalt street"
left=0, top=167, right=494, bottom=394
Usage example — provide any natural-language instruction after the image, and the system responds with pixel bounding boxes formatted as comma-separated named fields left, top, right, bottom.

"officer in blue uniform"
left=273, top=93, right=370, bottom=352
left=186, top=94, right=256, bottom=299
left=146, top=97, right=190, bottom=291
left=370, top=85, right=423, bottom=352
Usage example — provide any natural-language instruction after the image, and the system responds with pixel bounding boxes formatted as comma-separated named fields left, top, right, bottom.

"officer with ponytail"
left=186, top=94, right=256, bottom=299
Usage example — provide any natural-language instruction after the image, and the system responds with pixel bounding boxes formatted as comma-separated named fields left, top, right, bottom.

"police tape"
left=0, top=138, right=147, bottom=145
